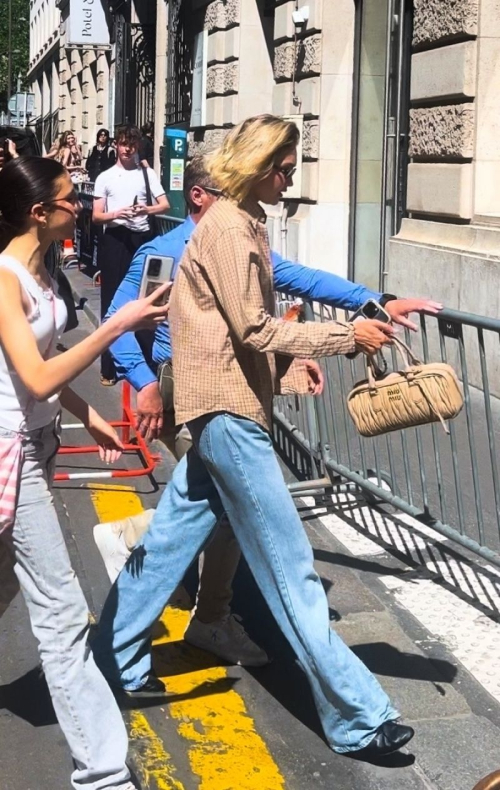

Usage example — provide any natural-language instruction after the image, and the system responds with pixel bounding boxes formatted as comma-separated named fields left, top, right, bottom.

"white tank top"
left=0, top=254, right=68, bottom=432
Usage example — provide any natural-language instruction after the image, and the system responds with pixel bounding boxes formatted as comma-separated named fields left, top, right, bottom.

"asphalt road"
left=1, top=313, right=500, bottom=790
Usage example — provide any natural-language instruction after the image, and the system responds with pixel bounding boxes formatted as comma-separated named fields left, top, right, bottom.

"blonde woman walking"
left=93, top=115, right=413, bottom=757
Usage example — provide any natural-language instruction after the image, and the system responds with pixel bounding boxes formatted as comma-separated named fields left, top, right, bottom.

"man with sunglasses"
left=94, top=155, right=439, bottom=684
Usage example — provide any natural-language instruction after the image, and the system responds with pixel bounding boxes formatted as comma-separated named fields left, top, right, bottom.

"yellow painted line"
left=89, top=483, right=145, bottom=521
left=154, top=608, right=286, bottom=790
left=129, top=711, right=185, bottom=790
left=89, top=484, right=185, bottom=790
left=89, top=484, right=285, bottom=790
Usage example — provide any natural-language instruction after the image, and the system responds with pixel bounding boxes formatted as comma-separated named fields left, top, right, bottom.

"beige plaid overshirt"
left=169, top=197, right=356, bottom=432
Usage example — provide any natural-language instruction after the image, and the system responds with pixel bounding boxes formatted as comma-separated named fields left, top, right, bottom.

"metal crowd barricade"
left=156, top=214, right=184, bottom=234
left=54, top=382, right=160, bottom=482
left=273, top=300, right=500, bottom=568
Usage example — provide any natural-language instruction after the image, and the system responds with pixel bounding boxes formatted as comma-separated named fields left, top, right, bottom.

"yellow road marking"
left=154, top=609, right=286, bottom=790
left=90, top=484, right=185, bottom=790
left=90, top=484, right=285, bottom=790
left=129, top=711, right=185, bottom=790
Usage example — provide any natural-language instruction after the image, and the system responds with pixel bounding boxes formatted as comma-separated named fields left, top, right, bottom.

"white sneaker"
left=93, top=509, right=155, bottom=583
left=93, top=521, right=132, bottom=583
left=184, top=613, right=269, bottom=667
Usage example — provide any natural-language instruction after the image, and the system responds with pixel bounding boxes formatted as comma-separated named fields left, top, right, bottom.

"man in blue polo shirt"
left=94, top=156, right=440, bottom=677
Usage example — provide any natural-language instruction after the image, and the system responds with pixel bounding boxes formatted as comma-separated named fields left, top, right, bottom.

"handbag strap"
left=141, top=163, right=154, bottom=207
left=365, top=339, right=450, bottom=434
left=412, top=376, right=450, bottom=433
left=141, top=164, right=159, bottom=236
left=391, top=336, right=423, bottom=368
left=366, top=336, right=422, bottom=385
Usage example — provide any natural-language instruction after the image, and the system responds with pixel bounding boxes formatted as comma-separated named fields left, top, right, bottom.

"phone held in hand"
left=139, top=255, right=175, bottom=306
left=133, top=195, right=138, bottom=206
left=350, top=299, right=391, bottom=324
left=346, top=299, right=392, bottom=359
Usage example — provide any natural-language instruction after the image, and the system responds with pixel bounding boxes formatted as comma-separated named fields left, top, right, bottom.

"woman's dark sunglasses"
left=273, top=164, right=296, bottom=180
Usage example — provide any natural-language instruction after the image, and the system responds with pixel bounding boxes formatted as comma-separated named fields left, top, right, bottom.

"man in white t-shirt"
left=93, top=124, right=170, bottom=384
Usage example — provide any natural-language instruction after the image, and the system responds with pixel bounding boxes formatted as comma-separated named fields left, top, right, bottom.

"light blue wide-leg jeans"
left=0, top=422, right=131, bottom=789
left=94, top=413, right=398, bottom=753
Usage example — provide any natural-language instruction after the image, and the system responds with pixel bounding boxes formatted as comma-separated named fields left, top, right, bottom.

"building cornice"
left=27, top=35, right=60, bottom=79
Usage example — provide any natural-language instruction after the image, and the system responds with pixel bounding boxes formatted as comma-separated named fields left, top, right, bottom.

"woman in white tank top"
left=0, top=156, right=170, bottom=790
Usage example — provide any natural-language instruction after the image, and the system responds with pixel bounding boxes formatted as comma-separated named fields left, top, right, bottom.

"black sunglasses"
left=203, top=186, right=223, bottom=197
left=273, top=164, right=297, bottom=180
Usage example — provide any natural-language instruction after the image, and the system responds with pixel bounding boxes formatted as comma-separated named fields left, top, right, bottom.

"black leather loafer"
left=363, top=720, right=415, bottom=756
left=124, top=673, right=167, bottom=698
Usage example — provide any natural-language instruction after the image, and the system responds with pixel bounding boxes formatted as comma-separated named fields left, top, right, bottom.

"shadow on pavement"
left=0, top=667, right=57, bottom=727
left=232, top=557, right=457, bottom=751
left=351, top=642, right=456, bottom=684
left=346, top=748, right=416, bottom=768
left=0, top=662, right=240, bottom=725
left=313, top=547, right=408, bottom=577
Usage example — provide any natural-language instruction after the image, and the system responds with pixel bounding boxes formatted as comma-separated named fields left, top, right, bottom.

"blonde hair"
left=208, top=114, right=300, bottom=203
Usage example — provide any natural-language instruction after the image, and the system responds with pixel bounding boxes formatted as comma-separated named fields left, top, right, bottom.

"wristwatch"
left=379, top=293, right=397, bottom=307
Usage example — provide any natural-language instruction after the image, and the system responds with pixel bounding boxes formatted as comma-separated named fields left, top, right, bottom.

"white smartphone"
left=350, top=299, right=392, bottom=324
left=139, top=254, right=175, bottom=305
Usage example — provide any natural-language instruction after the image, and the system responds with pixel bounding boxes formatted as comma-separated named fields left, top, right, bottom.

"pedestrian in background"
left=0, top=155, right=169, bottom=790
left=57, top=130, right=86, bottom=183
left=139, top=121, right=154, bottom=168
left=92, top=123, right=169, bottom=385
left=93, top=114, right=414, bottom=758
left=45, top=135, right=61, bottom=160
left=0, top=137, right=19, bottom=170
left=86, top=128, right=116, bottom=183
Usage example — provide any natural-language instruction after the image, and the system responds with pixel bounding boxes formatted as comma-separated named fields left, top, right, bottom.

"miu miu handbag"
left=347, top=337, right=464, bottom=438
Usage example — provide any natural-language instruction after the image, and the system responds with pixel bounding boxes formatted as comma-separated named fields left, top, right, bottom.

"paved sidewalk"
left=65, top=265, right=101, bottom=328
left=64, top=264, right=500, bottom=790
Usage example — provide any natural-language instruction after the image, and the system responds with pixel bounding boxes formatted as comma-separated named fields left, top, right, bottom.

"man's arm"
left=92, top=195, right=135, bottom=225
left=104, top=246, right=159, bottom=392
left=272, top=251, right=381, bottom=311
left=271, top=251, right=443, bottom=329
left=200, top=227, right=392, bottom=359
left=141, top=169, right=171, bottom=215
left=133, top=193, right=170, bottom=218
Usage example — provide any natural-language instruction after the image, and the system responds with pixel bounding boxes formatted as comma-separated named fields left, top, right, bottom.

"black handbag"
left=44, top=244, right=79, bottom=332
left=56, top=268, right=79, bottom=332
left=141, top=164, right=161, bottom=239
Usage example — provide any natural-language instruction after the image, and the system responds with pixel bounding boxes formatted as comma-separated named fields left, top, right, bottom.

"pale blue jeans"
left=0, top=420, right=132, bottom=789
left=93, top=412, right=398, bottom=753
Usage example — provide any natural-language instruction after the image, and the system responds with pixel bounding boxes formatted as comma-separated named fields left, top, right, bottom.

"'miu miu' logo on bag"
left=388, top=387, right=402, bottom=401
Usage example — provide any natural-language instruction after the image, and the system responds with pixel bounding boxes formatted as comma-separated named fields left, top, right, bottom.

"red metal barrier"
left=54, top=381, right=160, bottom=481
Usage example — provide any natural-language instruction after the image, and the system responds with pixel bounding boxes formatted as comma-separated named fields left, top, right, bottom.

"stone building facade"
left=158, top=0, right=360, bottom=280
left=57, top=22, right=113, bottom=157
left=157, top=0, right=500, bottom=309
left=29, top=0, right=157, bottom=158
left=388, top=0, right=500, bottom=316
left=28, top=0, right=60, bottom=151
left=29, top=0, right=114, bottom=156
left=29, top=0, right=500, bottom=313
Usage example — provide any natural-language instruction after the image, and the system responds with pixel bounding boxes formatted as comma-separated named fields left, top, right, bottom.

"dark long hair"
left=0, top=156, right=66, bottom=251
left=96, top=128, right=110, bottom=146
